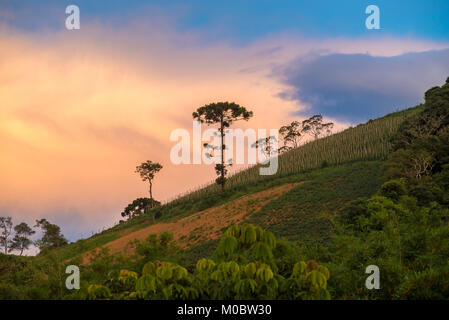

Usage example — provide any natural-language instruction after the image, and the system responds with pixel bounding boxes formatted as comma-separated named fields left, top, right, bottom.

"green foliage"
left=325, top=195, right=449, bottom=299
left=190, top=225, right=330, bottom=300
left=434, top=164, right=449, bottom=191
left=378, top=179, right=407, bottom=202
left=10, top=222, right=35, bottom=255
left=301, top=114, right=334, bottom=140
left=135, top=160, right=163, bottom=199
left=87, top=284, right=112, bottom=300
left=382, top=135, right=449, bottom=182
left=136, top=261, right=196, bottom=299
left=249, top=161, right=382, bottom=244
left=132, top=232, right=181, bottom=267
left=34, top=219, right=68, bottom=251
left=323, top=83, right=449, bottom=299
left=408, top=182, right=444, bottom=206
left=279, top=120, right=303, bottom=152
left=121, top=197, right=161, bottom=220
left=66, top=225, right=330, bottom=300
left=281, top=260, right=331, bottom=300
left=391, top=79, right=449, bottom=149
left=214, top=224, right=276, bottom=266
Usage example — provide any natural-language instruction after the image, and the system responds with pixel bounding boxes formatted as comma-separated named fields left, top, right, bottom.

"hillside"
left=3, top=80, right=449, bottom=299
left=51, top=106, right=421, bottom=263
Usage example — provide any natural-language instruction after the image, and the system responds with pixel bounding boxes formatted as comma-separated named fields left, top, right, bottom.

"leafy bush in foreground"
left=87, top=224, right=330, bottom=300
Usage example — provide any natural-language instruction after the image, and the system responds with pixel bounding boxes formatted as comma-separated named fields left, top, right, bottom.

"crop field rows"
left=165, top=107, right=420, bottom=206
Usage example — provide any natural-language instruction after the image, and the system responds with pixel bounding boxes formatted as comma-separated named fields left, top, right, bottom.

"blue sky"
left=1, top=0, right=449, bottom=42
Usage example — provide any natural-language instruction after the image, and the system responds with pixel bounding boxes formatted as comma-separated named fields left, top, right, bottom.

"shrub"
left=379, top=179, right=407, bottom=202
left=85, top=225, right=331, bottom=300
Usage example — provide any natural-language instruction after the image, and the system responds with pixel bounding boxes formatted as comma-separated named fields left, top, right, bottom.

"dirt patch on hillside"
left=82, top=182, right=303, bottom=263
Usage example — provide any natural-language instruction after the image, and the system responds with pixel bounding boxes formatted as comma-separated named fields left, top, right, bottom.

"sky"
left=1, top=0, right=448, bottom=252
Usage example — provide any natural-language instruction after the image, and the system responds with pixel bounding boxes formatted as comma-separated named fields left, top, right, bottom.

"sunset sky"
left=1, top=0, right=449, bottom=248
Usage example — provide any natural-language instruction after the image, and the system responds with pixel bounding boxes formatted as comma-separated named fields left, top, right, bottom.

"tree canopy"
left=10, top=222, right=35, bottom=255
left=121, top=197, right=161, bottom=220
left=301, top=115, right=334, bottom=140
left=135, top=161, right=163, bottom=199
left=193, top=102, right=253, bottom=191
left=34, top=219, right=68, bottom=250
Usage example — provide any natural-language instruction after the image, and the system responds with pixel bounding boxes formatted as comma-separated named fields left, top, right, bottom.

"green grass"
left=175, top=160, right=383, bottom=267
left=247, top=161, right=382, bottom=245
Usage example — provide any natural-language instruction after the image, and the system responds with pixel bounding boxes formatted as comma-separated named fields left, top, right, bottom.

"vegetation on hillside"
left=1, top=225, right=331, bottom=300
left=0, top=218, right=67, bottom=256
left=1, top=78, right=448, bottom=300
left=306, top=78, right=449, bottom=299
left=249, top=161, right=382, bottom=245
left=163, top=106, right=419, bottom=206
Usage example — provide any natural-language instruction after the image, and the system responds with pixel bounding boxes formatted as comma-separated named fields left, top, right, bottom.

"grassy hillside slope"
left=51, top=106, right=421, bottom=262
left=248, top=161, right=381, bottom=244
left=4, top=79, right=448, bottom=300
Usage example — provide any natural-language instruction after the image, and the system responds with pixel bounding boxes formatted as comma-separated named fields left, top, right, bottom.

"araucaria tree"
left=135, top=161, right=163, bottom=199
left=10, top=222, right=35, bottom=255
left=193, top=102, right=253, bottom=191
left=0, top=217, right=13, bottom=254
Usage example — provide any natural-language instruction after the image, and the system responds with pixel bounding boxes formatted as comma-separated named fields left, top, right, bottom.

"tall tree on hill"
left=10, top=222, right=35, bottom=255
left=193, top=102, right=253, bottom=191
left=252, top=135, right=277, bottom=158
left=135, top=161, right=163, bottom=199
left=302, top=115, right=334, bottom=140
left=0, top=216, right=13, bottom=254
left=34, top=219, right=68, bottom=250
left=279, top=121, right=303, bottom=153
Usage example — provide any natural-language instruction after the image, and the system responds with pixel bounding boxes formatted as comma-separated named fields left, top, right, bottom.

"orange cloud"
left=0, top=24, right=301, bottom=235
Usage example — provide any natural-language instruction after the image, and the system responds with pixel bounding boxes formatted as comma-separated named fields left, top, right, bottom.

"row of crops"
left=161, top=106, right=421, bottom=207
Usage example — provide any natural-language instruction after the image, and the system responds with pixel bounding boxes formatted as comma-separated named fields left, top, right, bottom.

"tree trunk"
left=149, top=181, right=153, bottom=199
left=220, top=116, right=225, bottom=192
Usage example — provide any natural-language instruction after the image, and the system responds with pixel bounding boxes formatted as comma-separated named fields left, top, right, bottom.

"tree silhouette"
left=302, top=115, right=334, bottom=140
left=279, top=121, right=303, bottom=153
left=252, top=136, right=277, bottom=158
left=0, top=217, right=13, bottom=254
left=135, top=161, right=163, bottom=199
left=121, top=197, right=161, bottom=220
left=10, top=222, right=35, bottom=255
left=34, top=219, right=68, bottom=250
left=193, top=102, right=253, bottom=191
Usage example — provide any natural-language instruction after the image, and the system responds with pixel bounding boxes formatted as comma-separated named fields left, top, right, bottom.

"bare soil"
left=82, top=182, right=302, bottom=263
